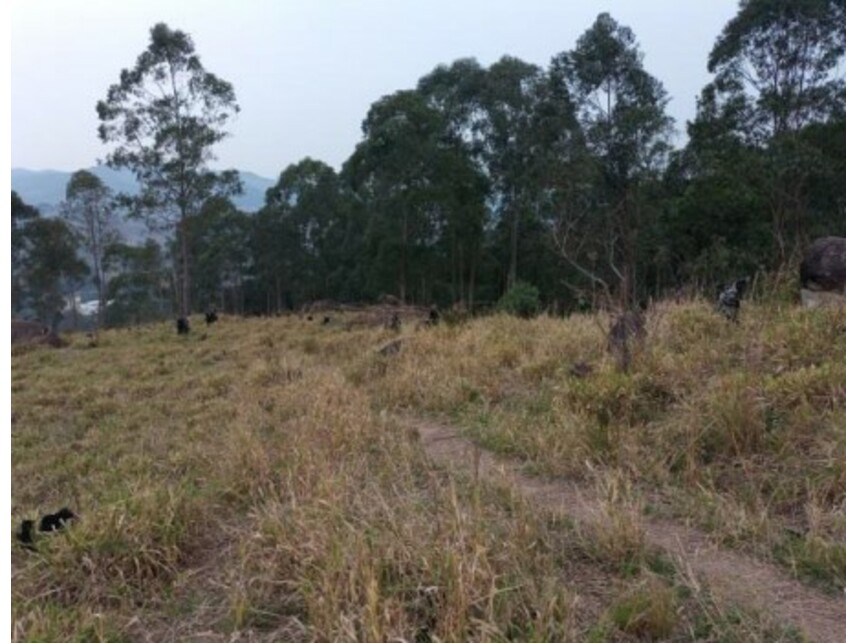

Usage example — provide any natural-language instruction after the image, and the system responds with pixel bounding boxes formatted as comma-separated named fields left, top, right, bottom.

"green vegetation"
left=496, top=282, right=541, bottom=318
left=12, top=298, right=843, bottom=639
left=363, top=301, right=845, bottom=591
left=12, top=0, right=844, bottom=327
left=11, top=1, right=846, bottom=636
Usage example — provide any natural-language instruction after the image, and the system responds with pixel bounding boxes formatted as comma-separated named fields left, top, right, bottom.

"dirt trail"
left=403, top=416, right=845, bottom=643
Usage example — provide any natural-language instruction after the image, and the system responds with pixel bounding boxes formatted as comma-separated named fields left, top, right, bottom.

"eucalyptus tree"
left=482, top=56, right=540, bottom=288
left=188, top=197, right=250, bottom=313
left=104, top=240, right=171, bottom=326
left=96, top=22, right=242, bottom=317
left=264, top=159, right=348, bottom=303
left=11, top=191, right=40, bottom=314
left=59, top=170, right=120, bottom=326
left=345, top=90, right=483, bottom=303
left=249, top=202, right=298, bottom=314
left=22, top=218, right=89, bottom=327
left=417, top=58, right=488, bottom=158
left=417, top=59, right=491, bottom=306
left=551, top=13, right=673, bottom=308
left=707, top=0, right=845, bottom=141
left=418, top=57, right=581, bottom=303
left=690, top=0, right=845, bottom=260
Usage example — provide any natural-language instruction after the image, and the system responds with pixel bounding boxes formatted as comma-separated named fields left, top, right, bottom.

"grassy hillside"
left=11, top=300, right=844, bottom=641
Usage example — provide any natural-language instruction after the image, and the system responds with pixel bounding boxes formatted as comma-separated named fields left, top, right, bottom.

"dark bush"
left=496, top=282, right=541, bottom=318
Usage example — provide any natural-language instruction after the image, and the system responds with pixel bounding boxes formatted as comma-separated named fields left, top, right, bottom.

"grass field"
left=11, top=299, right=844, bottom=641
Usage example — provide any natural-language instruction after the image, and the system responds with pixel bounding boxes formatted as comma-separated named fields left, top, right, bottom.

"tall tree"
left=480, top=56, right=549, bottom=290
left=481, top=58, right=588, bottom=300
left=417, top=59, right=492, bottom=306
left=188, top=197, right=250, bottom=313
left=690, top=0, right=846, bottom=260
left=59, top=170, right=120, bottom=327
left=418, top=58, right=585, bottom=307
left=96, top=22, right=242, bottom=317
left=707, top=0, right=845, bottom=140
left=264, top=159, right=352, bottom=304
left=552, top=13, right=673, bottom=308
left=345, top=91, right=460, bottom=302
left=103, top=240, right=171, bottom=326
left=22, top=218, right=89, bottom=327
left=11, top=191, right=40, bottom=314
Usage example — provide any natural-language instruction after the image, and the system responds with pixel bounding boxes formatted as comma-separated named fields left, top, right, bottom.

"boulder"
left=800, top=237, right=845, bottom=308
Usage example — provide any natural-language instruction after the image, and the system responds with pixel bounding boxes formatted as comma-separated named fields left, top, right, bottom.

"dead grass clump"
left=600, top=574, right=677, bottom=640
left=17, top=484, right=208, bottom=609
left=566, top=370, right=675, bottom=430
left=11, top=603, right=127, bottom=643
left=217, top=377, right=584, bottom=640
left=582, top=476, right=647, bottom=574
left=233, top=474, right=582, bottom=641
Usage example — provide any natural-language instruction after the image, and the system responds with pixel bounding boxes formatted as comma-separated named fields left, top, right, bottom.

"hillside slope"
left=11, top=300, right=844, bottom=641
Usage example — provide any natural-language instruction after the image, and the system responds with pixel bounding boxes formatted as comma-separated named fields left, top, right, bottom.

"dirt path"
left=403, top=416, right=845, bottom=643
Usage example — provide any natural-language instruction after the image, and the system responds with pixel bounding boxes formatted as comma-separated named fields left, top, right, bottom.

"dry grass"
left=11, top=303, right=839, bottom=641
left=359, top=300, right=845, bottom=591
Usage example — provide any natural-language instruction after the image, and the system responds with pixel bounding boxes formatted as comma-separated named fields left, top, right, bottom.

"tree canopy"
left=97, top=22, right=241, bottom=316
left=36, top=5, right=843, bottom=325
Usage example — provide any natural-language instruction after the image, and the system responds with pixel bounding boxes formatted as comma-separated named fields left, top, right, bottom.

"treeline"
left=12, top=1, right=845, bottom=327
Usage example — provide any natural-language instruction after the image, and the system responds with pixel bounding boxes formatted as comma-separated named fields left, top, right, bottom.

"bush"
left=496, top=281, right=540, bottom=318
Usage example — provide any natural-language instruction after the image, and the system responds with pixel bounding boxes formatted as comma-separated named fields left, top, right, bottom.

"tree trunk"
left=95, top=260, right=106, bottom=329
left=508, top=193, right=518, bottom=290
left=399, top=210, right=408, bottom=302
left=180, top=216, right=191, bottom=317
left=468, top=249, right=477, bottom=311
left=170, top=252, right=181, bottom=317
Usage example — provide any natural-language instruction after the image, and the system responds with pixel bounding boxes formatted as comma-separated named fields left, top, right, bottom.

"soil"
left=403, top=415, right=845, bottom=643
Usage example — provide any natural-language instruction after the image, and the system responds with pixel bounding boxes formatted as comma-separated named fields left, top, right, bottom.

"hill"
left=11, top=167, right=275, bottom=221
left=11, top=301, right=844, bottom=640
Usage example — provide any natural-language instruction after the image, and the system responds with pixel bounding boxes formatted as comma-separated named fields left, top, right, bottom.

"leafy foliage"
left=20, top=218, right=89, bottom=326
left=65, top=4, right=844, bottom=321
left=97, top=22, right=241, bottom=316
left=496, top=281, right=541, bottom=318
left=103, top=240, right=171, bottom=326
left=59, top=170, right=120, bottom=326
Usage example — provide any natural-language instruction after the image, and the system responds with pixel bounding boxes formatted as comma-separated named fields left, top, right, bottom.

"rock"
left=801, top=237, right=845, bottom=292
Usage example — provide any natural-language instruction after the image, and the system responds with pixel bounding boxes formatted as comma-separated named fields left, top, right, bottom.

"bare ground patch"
left=403, top=415, right=845, bottom=643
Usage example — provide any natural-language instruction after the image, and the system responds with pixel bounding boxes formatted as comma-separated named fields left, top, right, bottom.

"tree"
left=97, top=22, right=242, bottom=317
left=480, top=57, right=545, bottom=291
left=346, top=91, right=448, bottom=302
left=103, top=240, right=171, bottom=326
left=707, top=0, right=845, bottom=141
left=59, top=170, right=120, bottom=327
left=12, top=191, right=40, bottom=314
left=417, top=58, right=586, bottom=308
left=551, top=13, right=673, bottom=308
left=417, top=60, right=493, bottom=306
left=188, top=197, right=250, bottom=313
left=22, top=218, right=89, bottom=327
left=263, top=158, right=354, bottom=305
left=690, top=0, right=846, bottom=261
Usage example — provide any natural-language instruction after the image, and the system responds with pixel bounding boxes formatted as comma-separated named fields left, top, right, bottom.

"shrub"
left=496, top=281, right=540, bottom=318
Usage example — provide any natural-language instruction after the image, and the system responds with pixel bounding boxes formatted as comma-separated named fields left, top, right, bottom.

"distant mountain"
left=231, top=171, right=277, bottom=212
left=11, top=166, right=275, bottom=217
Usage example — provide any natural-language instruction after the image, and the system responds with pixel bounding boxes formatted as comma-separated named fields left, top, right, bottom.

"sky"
left=11, top=0, right=741, bottom=179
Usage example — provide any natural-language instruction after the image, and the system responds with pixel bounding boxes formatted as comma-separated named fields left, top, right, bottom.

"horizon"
left=12, top=0, right=740, bottom=179
left=12, top=166, right=277, bottom=180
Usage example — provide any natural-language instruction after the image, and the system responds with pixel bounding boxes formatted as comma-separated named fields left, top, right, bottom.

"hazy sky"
left=12, top=0, right=740, bottom=179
